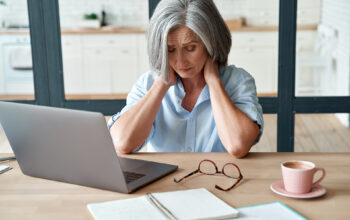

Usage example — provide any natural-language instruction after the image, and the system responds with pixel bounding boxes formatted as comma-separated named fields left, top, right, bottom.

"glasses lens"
left=223, top=164, right=240, bottom=178
left=199, top=161, right=217, bottom=174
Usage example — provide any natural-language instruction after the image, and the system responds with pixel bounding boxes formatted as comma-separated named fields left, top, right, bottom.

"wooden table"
left=0, top=152, right=349, bottom=220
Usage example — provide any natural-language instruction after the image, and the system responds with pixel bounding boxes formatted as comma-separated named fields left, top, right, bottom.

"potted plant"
left=79, top=13, right=100, bottom=29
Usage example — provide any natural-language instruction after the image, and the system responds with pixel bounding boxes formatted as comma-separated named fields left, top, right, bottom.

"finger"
left=169, top=66, right=174, bottom=74
left=206, top=56, right=214, bottom=63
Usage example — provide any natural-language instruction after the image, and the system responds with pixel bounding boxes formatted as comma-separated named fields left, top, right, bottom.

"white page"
left=152, top=188, right=239, bottom=220
left=87, top=196, right=168, bottom=220
left=234, top=201, right=307, bottom=220
left=0, top=165, right=11, bottom=174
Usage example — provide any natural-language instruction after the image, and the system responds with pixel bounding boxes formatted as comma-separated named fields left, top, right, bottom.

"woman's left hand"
left=203, top=57, right=220, bottom=87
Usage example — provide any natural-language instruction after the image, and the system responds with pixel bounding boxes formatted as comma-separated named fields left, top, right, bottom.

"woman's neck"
left=180, top=72, right=206, bottom=94
left=180, top=72, right=207, bottom=112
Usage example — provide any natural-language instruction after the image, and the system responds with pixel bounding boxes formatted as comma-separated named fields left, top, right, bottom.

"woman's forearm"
left=208, top=79, right=259, bottom=158
left=110, top=78, right=170, bottom=153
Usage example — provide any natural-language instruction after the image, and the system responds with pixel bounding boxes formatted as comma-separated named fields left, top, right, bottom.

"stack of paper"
left=87, top=188, right=239, bottom=220
left=236, top=201, right=307, bottom=220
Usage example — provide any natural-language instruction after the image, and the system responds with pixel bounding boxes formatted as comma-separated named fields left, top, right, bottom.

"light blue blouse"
left=108, top=65, right=264, bottom=152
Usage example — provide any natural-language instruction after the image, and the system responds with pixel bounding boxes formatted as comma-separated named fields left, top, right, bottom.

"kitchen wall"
left=58, top=0, right=149, bottom=28
left=0, top=0, right=149, bottom=28
left=0, top=0, right=279, bottom=29
left=321, top=0, right=350, bottom=127
left=0, top=0, right=29, bottom=28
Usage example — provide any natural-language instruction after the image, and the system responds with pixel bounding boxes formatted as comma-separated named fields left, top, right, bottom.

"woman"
left=108, top=0, right=263, bottom=158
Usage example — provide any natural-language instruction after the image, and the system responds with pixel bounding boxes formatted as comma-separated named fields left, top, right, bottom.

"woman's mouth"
left=179, top=67, right=192, bottom=72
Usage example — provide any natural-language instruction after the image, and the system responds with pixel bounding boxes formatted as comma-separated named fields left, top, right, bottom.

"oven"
left=1, top=34, right=34, bottom=94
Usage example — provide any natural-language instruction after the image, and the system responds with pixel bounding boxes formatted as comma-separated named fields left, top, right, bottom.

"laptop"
left=0, top=101, right=178, bottom=193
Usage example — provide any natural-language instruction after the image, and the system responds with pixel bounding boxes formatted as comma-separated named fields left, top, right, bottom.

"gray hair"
left=147, top=0, right=232, bottom=82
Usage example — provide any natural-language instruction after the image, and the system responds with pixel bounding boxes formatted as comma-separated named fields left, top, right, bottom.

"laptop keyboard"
left=123, top=171, right=145, bottom=184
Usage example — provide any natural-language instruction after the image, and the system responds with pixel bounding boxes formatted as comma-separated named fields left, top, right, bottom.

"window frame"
left=4, top=0, right=350, bottom=152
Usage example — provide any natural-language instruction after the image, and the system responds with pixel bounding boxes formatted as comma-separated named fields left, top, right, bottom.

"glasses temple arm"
left=174, top=169, right=199, bottom=183
left=215, top=174, right=243, bottom=191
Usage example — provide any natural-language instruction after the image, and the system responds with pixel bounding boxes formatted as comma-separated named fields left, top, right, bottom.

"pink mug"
left=281, top=160, right=326, bottom=194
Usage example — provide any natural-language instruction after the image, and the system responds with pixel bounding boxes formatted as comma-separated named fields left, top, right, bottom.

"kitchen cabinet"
left=0, top=35, right=4, bottom=94
left=83, top=48, right=113, bottom=94
left=295, top=30, right=320, bottom=95
left=61, top=34, right=143, bottom=94
left=0, top=34, right=34, bottom=95
left=61, top=35, right=84, bottom=94
left=82, top=34, right=139, bottom=94
left=228, top=31, right=317, bottom=95
left=296, top=30, right=317, bottom=52
left=137, top=34, right=150, bottom=76
left=59, top=30, right=316, bottom=96
left=110, top=47, right=138, bottom=93
left=228, top=32, right=278, bottom=94
left=229, top=47, right=277, bottom=94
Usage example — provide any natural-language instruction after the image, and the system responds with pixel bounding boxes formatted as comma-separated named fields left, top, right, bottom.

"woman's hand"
left=203, top=57, right=220, bottom=87
left=169, top=67, right=177, bottom=86
left=157, top=67, right=177, bottom=87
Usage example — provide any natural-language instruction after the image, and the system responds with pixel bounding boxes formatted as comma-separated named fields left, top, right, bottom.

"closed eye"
left=168, top=47, right=175, bottom=53
left=185, top=45, right=196, bottom=52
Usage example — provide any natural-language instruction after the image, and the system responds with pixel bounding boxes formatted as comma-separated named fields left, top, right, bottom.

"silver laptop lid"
left=0, top=101, right=129, bottom=192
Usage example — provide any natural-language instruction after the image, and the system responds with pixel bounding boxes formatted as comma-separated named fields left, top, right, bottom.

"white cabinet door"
left=229, top=32, right=278, bottom=94
left=0, top=35, right=4, bottom=94
left=137, top=34, right=150, bottom=77
left=111, top=48, right=138, bottom=93
left=82, top=34, right=139, bottom=94
left=296, top=30, right=317, bottom=52
left=229, top=47, right=277, bottom=94
left=61, top=35, right=84, bottom=94
left=83, top=48, right=113, bottom=94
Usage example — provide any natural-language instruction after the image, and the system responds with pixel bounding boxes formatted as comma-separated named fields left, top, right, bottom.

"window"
left=1, top=0, right=349, bottom=152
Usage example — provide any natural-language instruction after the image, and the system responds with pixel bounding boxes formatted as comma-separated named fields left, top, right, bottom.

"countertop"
left=0, top=25, right=317, bottom=35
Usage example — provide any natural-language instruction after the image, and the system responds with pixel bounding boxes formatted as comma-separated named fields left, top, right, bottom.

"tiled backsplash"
left=0, top=0, right=298, bottom=28
left=58, top=0, right=149, bottom=28
left=0, top=0, right=29, bottom=28
left=0, top=0, right=318, bottom=29
left=0, top=0, right=149, bottom=28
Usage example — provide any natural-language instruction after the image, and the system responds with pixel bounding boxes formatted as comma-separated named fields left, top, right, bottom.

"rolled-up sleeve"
left=225, top=67, right=264, bottom=144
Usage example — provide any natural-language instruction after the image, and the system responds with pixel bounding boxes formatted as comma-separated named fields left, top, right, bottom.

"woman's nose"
left=176, top=52, right=187, bottom=65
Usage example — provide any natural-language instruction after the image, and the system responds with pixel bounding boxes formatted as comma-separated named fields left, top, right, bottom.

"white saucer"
left=270, top=180, right=327, bottom=199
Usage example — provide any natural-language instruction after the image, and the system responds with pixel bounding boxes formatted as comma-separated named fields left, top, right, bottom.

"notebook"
left=236, top=201, right=307, bottom=220
left=87, top=188, right=239, bottom=220
left=0, top=165, right=12, bottom=174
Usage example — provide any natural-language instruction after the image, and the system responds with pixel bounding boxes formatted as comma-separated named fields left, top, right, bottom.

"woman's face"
left=167, top=26, right=208, bottom=79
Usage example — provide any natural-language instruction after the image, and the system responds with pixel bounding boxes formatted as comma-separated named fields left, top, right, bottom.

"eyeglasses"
left=174, top=159, right=243, bottom=191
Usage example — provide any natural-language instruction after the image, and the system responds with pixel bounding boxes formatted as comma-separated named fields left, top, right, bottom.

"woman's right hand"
left=168, top=67, right=177, bottom=86
left=158, top=67, right=177, bottom=88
